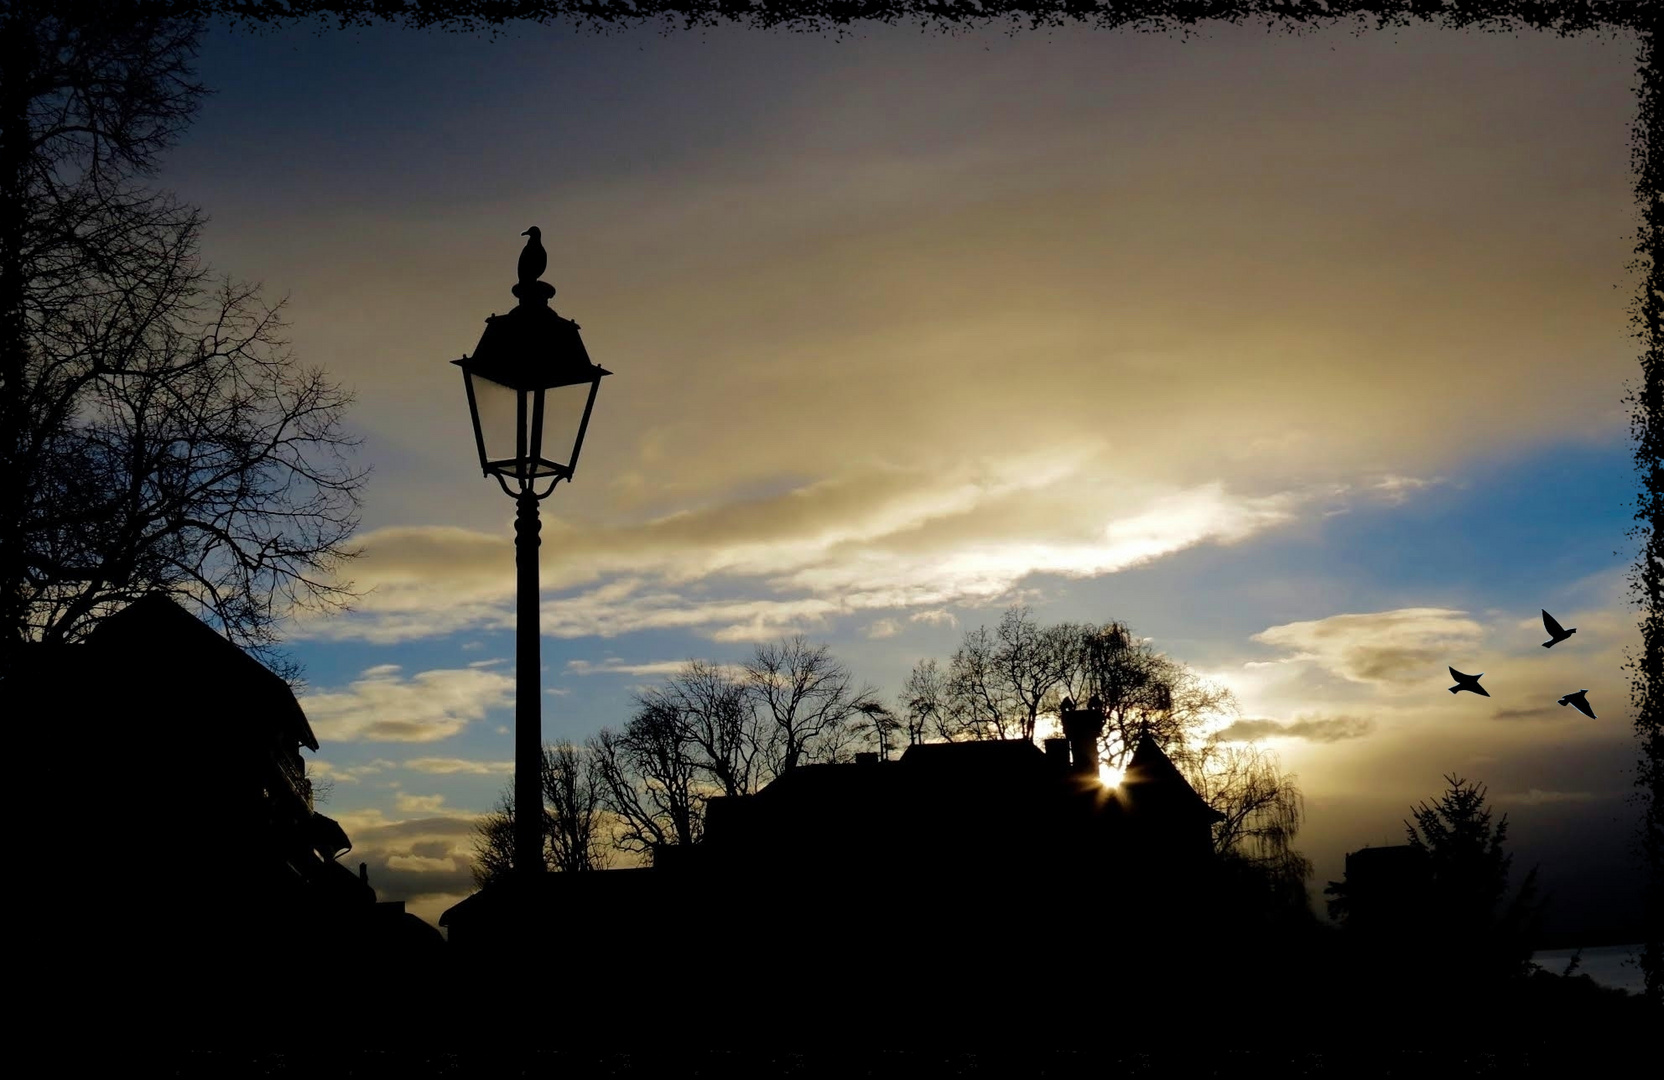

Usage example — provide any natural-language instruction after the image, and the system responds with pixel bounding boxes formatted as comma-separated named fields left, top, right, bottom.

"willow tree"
left=1180, top=739, right=1314, bottom=926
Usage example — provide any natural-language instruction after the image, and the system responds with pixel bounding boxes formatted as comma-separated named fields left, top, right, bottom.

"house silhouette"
left=12, top=594, right=440, bottom=1034
left=441, top=701, right=1226, bottom=1043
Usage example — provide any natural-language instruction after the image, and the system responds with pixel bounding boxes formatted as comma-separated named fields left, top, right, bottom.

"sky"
left=159, top=13, right=1646, bottom=934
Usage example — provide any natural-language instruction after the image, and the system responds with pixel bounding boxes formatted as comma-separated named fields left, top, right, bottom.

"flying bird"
left=1541, top=610, right=1576, bottom=648
left=1448, top=668, right=1489, bottom=696
left=518, top=226, right=546, bottom=285
left=1558, top=689, right=1596, bottom=719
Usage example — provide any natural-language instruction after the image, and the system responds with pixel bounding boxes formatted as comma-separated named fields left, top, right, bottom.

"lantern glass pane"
left=535, top=380, right=594, bottom=475
left=470, top=370, right=524, bottom=468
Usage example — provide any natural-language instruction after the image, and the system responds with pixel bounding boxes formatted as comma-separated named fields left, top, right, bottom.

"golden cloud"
left=402, top=757, right=515, bottom=776
left=1250, top=608, right=1488, bottom=687
left=1214, top=715, right=1376, bottom=744
left=297, top=466, right=1347, bottom=645
left=300, top=665, right=515, bottom=742
left=329, top=809, right=485, bottom=930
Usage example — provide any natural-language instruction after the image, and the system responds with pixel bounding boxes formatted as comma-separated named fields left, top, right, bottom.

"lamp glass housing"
left=454, top=303, right=608, bottom=486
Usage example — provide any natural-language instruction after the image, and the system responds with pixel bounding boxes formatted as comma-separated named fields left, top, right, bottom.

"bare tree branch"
left=1, top=8, right=363, bottom=678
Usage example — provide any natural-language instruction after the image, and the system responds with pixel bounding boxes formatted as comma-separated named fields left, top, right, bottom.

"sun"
left=1098, top=762, right=1124, bottom=787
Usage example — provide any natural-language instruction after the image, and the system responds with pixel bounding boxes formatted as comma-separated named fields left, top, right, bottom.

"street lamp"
left=454, top=228, right=611, bottom=882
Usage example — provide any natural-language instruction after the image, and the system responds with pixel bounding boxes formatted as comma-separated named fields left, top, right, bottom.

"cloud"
left=300, top=665, right=515, bottom=742
left=386, top=853, right=460, bottom=873
left=264, top=28, right=1630, bottom=676
left=403, top=757, right=515, bottom=776
left=866, top=618, right=901, bottom=639
left=305, top=758, right=394, bottom=784
left=1491, top=706, right=1565, bottom=723
left=296, top=468, right=1333, bottom=645
left=1251, top=608, right=1485, bottom=686
left=910, top=609, right=957, bottom=628
left=1494, top=789, right=1602, bottom=806
left=566, top=658, right=690, bottom=677
left=1369, top=474, right=1444, bottom=505
left=395, top=793, right=446, bottom=813
left=331, top=809, right=485, bottom=928
left=1214, top=715, right=1376, bottom=743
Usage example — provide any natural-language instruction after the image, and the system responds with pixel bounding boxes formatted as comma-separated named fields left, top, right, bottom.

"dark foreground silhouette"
left=11, top=595, right=442, bottom=1043
left=6, top=600, right=1649, bottom=1066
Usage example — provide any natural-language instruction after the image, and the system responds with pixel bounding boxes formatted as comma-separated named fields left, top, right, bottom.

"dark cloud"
left=1216, top=715, right=1375, bottom=743
left=1491, top=706, right=1565, bottom=723
left=1252, top=610, right=1485, bottom=686
left=1340, top=646, right=1442, bottom=684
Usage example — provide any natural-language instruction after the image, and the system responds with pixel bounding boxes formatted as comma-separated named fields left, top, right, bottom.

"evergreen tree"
left=1404, top=774, right=1540, bottom=980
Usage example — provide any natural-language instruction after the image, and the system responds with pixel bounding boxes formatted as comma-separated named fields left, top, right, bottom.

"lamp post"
left=454, top=228, right=610, bottom=883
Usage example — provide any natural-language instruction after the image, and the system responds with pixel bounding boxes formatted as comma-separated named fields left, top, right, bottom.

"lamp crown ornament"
left=512, top=225, right=555, bottom=305
left=452, top=226, right=611, bottom=496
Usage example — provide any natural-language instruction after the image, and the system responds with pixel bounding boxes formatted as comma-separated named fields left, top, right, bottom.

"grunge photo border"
left=179, top=0, right=1664, bottom=1006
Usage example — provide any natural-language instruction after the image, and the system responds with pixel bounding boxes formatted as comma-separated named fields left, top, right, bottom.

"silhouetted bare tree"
left=899, top=656, right=951, bottom=746
left=642, top=659, right=757, bottom=798
left=992, top=607, right=1081, bottom=742
left=853, top=701, right=902, bottom=761
left=591, top=703, right=703, bottom=860
left=471, top=790, right=518, bottom=888
left=1067, top=621, right=1236, bottom=770
left=543, top=741, right=608, bottom=873
left=746, top=635, right=878, bottom=774
left=908, top=610, right=1310, bottom=915
left=924, top=610, right=1235, bottom=762
left=0, top=5, right=363, bottom=679
left=943, top=624, right=1019, bottom=740
left=935, top=608, right=1082, bottom=742
left=586, top=641, right=876, bottom=860
left=472, top=740, right=609, bottom=885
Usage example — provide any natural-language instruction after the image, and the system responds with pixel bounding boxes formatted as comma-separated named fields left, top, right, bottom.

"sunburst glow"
left=1098, top=762, right=1124, bottom=787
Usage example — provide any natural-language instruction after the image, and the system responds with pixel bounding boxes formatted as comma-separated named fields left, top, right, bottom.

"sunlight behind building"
left=1099, top=762, right=1123, bottom=787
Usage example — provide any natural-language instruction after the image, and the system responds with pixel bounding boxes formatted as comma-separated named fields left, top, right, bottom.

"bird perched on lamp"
left=518, top=225, right=547, bottom=286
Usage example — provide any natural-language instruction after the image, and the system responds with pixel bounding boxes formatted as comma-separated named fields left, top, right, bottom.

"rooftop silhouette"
left=13, top=594, right=441, bottom=1039
left=442, top=703, right=1231, bottom=1044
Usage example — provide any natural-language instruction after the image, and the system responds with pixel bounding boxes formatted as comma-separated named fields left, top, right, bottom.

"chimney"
left=359, top=862, right=369, bottom=884
left=1060, top=697, right=1105, bottom=776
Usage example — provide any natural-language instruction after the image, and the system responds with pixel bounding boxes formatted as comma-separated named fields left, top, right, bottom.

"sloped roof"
left=85, top=593, right=318, bottom=751
left=1121, top=733, right=1224, bottom=823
